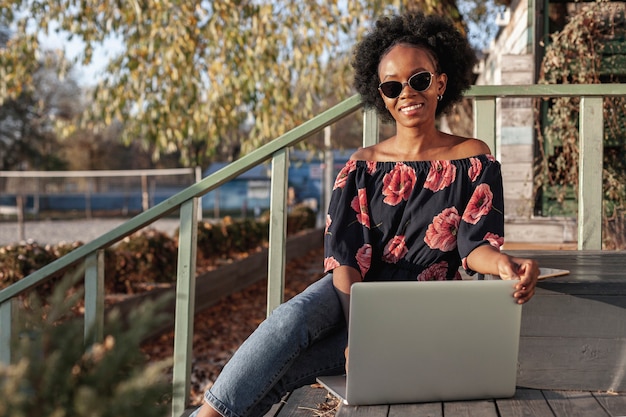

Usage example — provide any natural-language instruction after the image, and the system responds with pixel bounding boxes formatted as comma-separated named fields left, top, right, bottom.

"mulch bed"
left=140, top=246, right=328, bottom=407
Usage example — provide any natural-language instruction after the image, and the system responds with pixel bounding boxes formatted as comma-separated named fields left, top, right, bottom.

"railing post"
left=84, top=250, right=105, bottom=345
left=473, top=97, right=497, bottom=158
left=172, top=199, right=199, bottom=417
left=0, top=299, right=15, bottom=364
left=578, top=96, right=604, bottom=250
left=320, top=126, right=334, bottom=229
left=267, top=148, right=289, bottom=316
left=362, top=108, right=379, bottom=147
left=195, top=166, right=203, bottom=222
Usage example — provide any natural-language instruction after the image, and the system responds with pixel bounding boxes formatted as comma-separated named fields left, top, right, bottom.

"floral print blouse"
left=323, top=154, right=504, bottom=281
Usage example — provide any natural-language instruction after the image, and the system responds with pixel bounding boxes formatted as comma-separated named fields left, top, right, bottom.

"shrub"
left=0, top=271, right=173, bottom=417
left=0, top=241, right=57, bottom=287
left=288, top=205, right=316, bottom=234
left=1, top=209, right=317, bottom=294
left=105, top=229, right=178, bottom=293
left=0, top=242, right=80, bottom=297
left=194, top=217, right=270, bottom=262
left=196, top=221, right=229, bottom=261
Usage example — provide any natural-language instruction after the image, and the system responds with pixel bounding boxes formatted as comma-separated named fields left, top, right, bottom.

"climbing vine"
left=535, top=2, right=626, bottom=249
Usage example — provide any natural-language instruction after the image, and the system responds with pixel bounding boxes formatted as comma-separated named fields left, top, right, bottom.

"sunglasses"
left=378, top=71, right=434, bottom=99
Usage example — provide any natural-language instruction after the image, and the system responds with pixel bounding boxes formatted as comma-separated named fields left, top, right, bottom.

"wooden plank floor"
left=265, top=385, right=626, bottom=417
left=185, top=250, right=626, bottom=417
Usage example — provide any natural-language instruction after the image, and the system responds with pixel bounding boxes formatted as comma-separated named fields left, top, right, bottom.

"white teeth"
left=401, top=104, right=423, bottom=112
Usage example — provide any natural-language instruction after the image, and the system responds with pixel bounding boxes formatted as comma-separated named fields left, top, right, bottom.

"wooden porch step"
left=183, top=251, right=626, bottom=417
left=263, top=385, right=626, bottom=417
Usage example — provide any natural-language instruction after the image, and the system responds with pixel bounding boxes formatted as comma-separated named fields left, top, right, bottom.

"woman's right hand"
left=344, top=345, right=350, bottom=374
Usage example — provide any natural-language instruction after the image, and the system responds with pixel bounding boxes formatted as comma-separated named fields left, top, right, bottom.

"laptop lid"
left=318, top=279, right=522, bottom=406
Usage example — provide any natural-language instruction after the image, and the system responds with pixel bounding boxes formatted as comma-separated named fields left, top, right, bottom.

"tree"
left=458, top=0, right=506, bottom=50
left=0, top=48, right=81, bottom=171
left=0, top=25, right=9, bottom=46
left=0, top=1, right=470, bottom=166
left=1, top=1, right=502, bottom=168
left=535, top=2, right=626, bottom=249
left=0, top=271, right=173, bottom=417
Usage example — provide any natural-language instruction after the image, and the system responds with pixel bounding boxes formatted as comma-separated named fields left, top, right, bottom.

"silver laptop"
left=317, top=279, right=522, bottom=405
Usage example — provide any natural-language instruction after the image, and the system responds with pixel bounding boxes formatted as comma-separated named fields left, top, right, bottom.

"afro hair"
left=352, top=12, right=477, bottom=123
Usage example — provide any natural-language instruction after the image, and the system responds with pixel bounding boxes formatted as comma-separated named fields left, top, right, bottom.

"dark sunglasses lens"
left=380, top=72, right=432, bottom=98
left=380, top=82, right=403, bottom=98
left=409, top=72, right=432, bottom=91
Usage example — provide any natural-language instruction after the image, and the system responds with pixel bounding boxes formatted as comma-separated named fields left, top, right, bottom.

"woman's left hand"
left=497, top=256, right=539, bottom=304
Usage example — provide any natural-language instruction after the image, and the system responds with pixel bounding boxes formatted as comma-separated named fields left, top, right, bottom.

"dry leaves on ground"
left=141, top=247, right=327, bottom=408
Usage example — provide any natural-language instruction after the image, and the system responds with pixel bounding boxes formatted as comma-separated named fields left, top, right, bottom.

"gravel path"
left=0, top=218, right=181, bottom=246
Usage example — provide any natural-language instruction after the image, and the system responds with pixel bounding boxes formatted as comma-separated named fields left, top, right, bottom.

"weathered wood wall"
left=514, top=251, right=626, bottom=391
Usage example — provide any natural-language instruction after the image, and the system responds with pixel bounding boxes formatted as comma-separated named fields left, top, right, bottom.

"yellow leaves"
left=535, top=3, right=626, bottom=235
left=2, top=0, right=390, bottom=162
left=0, top=31, right=39, bottom=103
left=169, top=65, right=179, bottom=82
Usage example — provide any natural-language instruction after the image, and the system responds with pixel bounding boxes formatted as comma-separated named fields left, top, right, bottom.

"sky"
left=38, top=22, right=124, bottom=87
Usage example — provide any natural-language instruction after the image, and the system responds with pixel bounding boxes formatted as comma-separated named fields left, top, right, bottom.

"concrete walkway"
left=0, top=218, right=181, bottom=246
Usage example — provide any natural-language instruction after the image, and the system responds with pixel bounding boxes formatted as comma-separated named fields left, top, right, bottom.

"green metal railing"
left=0, top=84, right=625, bottom=417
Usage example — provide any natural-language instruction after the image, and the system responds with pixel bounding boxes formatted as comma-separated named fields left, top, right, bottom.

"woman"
left=192, top=11, right=539, bottom=417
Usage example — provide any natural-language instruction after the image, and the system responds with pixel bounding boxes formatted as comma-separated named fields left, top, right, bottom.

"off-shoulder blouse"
left=323, top=154, right=504, bottom=281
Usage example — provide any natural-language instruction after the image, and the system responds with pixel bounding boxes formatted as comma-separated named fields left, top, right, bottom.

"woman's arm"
left=466, top=244, right=539, bottom=304
left=332, top=265, right=363, bottom=324
left=331, top=265, right=361, bottom=373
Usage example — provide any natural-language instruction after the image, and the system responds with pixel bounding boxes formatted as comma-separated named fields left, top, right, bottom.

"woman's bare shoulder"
left=350, top=136, right=492, bottom=162
left=453, top=137, right=492, bottom=158
left=349, top=146, right=377, bottom=161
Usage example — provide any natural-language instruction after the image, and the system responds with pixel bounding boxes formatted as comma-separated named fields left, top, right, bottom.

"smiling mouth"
left=400, top=103, right=423, bottom=113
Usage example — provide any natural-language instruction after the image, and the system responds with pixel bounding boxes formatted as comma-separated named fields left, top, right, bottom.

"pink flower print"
left=325, top=214, right=332, bottom=235
left=424, top=160, right=456, bottom=192
left=324, top=256, right=340, bottom=273
left=383, top=235, right=409, bottom=263
left=484, top=232, right=504, bottom=250
left=462, top=183, right=494, bottom=225
left=333, top=160, right=357, bottom=189
left=350, top=188, right=370, bottom=228
left=382, top=162, right=416, bottom=206
left=356, top=244, right=372, bottom=277
left=366, top=161, right=377, bottom=174
left=424, top=207, right=460, bottom=252
left=468, top=157, right=482, bottom=182
left=486, top=154, right=496, bottom=162
left=417, top=261, right=449, bottom=281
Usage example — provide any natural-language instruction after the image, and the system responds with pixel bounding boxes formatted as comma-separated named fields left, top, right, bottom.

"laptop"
left=316, top=279, right=522, bottom=406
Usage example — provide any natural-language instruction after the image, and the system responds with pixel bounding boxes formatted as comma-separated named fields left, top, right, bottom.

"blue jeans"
left=190, top=274, right=347, bottom=417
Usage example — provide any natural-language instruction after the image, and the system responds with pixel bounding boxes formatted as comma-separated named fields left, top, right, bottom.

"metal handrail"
left=0, top=84, right=624, bottom=417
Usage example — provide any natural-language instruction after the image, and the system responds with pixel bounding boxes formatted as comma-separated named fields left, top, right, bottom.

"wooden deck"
left=187, top=250, right=626, bottom=417
left=266, top=250, right=626, bottom=417
left=266, top=384, right=626, bottom=417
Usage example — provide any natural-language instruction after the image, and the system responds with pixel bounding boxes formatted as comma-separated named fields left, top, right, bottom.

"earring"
left=437, top=95, right=443, bottom=101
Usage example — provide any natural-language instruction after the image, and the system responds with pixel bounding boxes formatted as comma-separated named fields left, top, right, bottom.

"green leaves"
left=1, top=0, right=373, bottom=165
left=1, top=0, right=467, bottom=166
left=0, top=269, right=173, bottom=417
